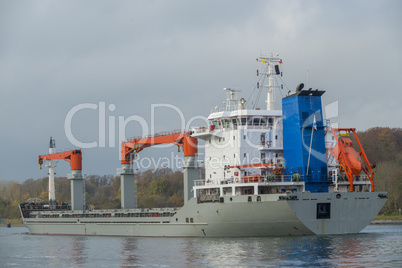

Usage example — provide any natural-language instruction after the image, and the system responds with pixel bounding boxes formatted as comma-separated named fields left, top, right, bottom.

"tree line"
left=0, top=127, right=401, bottom=220
left=354, top=127, right=402, bottom=214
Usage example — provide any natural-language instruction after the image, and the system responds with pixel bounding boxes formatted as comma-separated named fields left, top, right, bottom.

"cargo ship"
left=19, top=55, right=387, bottom=237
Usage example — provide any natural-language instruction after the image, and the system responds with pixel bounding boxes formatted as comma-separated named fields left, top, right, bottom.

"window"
left=223, top=119, right=231, bottom=128
left=253, top=118, right=261, bottom=125
left=261, top=153, right=266, bottom=163
left=232, top=119, right=237, bottom=129
left=240, top=118, right=246, bottom=125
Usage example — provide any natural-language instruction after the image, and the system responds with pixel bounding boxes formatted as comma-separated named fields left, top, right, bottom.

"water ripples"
left=1, top=225, right=401, bottom=267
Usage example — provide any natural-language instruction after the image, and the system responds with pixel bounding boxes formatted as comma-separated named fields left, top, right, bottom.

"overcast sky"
left=1, top=0, right=401, bottom=182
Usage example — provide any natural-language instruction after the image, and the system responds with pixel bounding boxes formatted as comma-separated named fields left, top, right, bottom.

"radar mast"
left=257, top=54, right=283, bottom=110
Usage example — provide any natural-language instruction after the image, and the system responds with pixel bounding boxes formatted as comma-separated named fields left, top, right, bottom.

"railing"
left=125, top=129, right=185, bottom=143
left=20, top=202, right=71, bottom=218
left=333, top=174, right=371, bottom=184
left=193, top=126, right=208, bottom=134
left=194, top=174, right=371, bottom=187
left=67, top=173, right=86, bottom=179
left=303, top=175, right=331, bottom=183
left=194, top=180, right=205, bottom=186
left=194, top=175, right=305, bottom=186
left=198, top=195, right=220, bottom=203
left=177, top=161, right=199, bottom=168
left=116, top=167, right=134, bottom=175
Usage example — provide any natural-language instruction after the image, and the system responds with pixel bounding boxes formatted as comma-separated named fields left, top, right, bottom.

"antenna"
left=223, top=88, right=241, bottom=111
left=49, top=136, right=55, bottom=149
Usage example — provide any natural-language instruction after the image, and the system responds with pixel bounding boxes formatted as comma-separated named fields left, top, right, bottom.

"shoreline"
left=370, top=220, right=402, bottom=225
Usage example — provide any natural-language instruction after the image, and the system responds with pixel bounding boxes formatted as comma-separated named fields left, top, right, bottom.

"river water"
left=1, top=225, right=401, bottom=267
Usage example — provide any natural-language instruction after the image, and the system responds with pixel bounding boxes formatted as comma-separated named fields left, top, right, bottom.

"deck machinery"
left=38, top=142, right=84, bottom=210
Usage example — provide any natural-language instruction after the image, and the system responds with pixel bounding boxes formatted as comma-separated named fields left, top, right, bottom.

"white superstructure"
left=192, top=55, right=302, bottom=198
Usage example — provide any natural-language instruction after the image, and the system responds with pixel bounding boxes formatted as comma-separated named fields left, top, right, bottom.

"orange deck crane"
left=39, top=149, right=82, bottom=171
left=119, top=130, right=198, bottom=209
left=39, top=149, right=84, bottom=210
left=328, top=128, right=374, bottom=192
left=121, top=130, right=198, bottom=164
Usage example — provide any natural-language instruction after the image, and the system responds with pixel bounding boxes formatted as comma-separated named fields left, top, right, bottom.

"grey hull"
left=23, top=192, right=387, bottom=237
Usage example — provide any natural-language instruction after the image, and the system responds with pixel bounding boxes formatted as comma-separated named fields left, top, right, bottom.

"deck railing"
left=194, top=175, right=305, bottom=186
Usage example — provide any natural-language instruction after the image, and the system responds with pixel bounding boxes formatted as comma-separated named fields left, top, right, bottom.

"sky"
left=1, top=0, right=401, bottom=182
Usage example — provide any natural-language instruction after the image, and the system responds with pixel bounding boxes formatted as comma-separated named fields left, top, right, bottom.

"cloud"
left=0, top=0, right=400, bottom=181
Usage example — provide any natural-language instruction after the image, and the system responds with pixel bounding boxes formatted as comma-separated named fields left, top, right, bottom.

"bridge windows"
left=211, top=116, right=276, bottom=130
left=240, top=118, right=247, bottom=126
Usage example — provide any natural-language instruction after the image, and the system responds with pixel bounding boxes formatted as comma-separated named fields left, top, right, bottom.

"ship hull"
left=23, top=192, right=387, bottom=237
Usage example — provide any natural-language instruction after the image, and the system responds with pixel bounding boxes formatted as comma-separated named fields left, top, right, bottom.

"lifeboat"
left=243, top=174, right=261, bottom=183
left=333, top=136, right=362, bottom=176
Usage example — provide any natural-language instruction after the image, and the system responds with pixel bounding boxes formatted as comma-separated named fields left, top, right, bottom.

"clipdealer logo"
left=63, top=100, right=338, bottom=170
left=63, top=102, right=208, bottom=167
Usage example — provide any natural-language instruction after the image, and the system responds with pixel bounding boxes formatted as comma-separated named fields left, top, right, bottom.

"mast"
left=47, top=137, right=57, bottom=203
left=223, top=88, right=241, bottom=111
left=257, top=54, right=282, bottom=110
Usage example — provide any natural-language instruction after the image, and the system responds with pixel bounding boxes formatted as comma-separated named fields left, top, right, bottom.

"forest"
left=0, top=127, right=401, bottom=220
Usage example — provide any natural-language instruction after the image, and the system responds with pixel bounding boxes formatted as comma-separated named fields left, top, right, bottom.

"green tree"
left=149, top=178, right=170, bottom=196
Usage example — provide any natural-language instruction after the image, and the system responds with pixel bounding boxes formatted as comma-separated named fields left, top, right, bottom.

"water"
left=1, top=225, right=401, bottom=267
